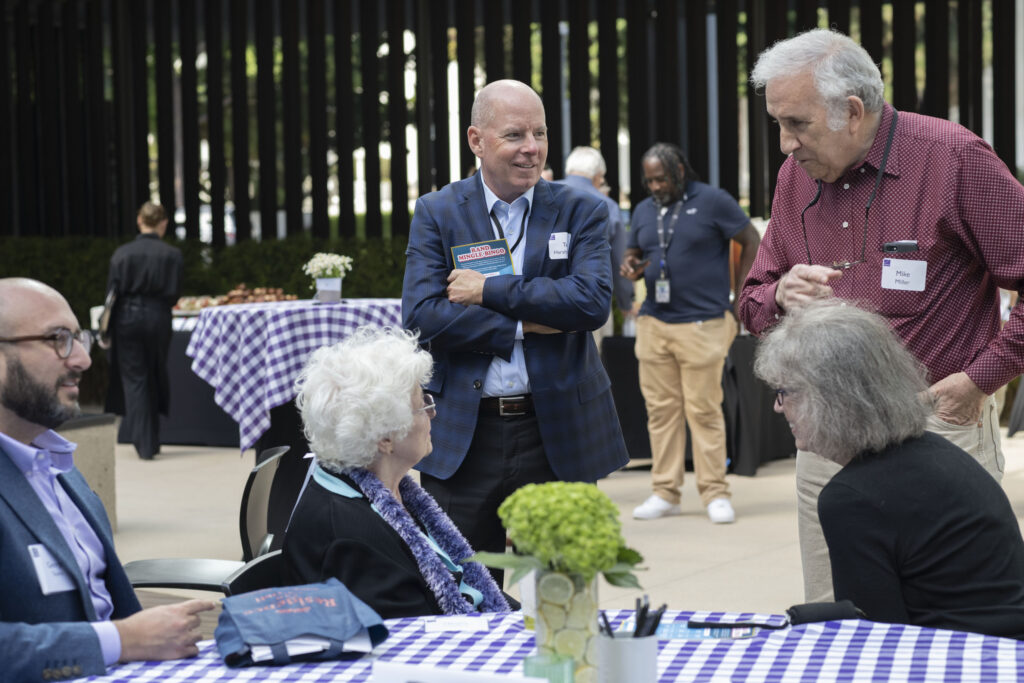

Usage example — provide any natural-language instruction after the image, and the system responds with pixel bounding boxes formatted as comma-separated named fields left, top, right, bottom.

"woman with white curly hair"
left=281, top=326, right=509, bottom=618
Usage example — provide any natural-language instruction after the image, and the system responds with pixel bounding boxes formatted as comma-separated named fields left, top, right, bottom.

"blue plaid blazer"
left=402, top=175, right=629, bottom=482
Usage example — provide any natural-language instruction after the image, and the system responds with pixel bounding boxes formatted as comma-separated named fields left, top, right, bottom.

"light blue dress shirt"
left=479, top=173, right=534, bottom=397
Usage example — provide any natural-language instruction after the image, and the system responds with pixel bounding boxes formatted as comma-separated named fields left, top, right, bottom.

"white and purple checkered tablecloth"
left=86, top=609, right=1024, bottom=682
left=185, top=298, right=402, bottom=451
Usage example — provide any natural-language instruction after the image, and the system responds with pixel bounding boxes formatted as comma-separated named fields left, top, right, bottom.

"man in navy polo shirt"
left=622, top=143, right=760, bottom=524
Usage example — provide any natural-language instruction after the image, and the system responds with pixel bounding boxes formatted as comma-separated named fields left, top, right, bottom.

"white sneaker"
left=632, top=494, right=681, bottom=520
left=707, top=498, right=736, bottom=524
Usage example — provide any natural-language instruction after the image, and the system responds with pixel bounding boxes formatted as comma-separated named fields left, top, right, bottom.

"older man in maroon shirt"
left=739, top=28, right=1024, bottom=603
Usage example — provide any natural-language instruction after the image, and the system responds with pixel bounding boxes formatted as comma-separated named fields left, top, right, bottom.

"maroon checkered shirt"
left=739, top=105, right=1024, bottom=394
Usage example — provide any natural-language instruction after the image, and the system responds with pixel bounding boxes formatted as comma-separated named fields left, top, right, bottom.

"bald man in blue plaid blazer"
left=402, top=81, right=628, bottom=565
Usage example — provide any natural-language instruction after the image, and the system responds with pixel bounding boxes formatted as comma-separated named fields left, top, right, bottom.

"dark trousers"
left=421, top=413, right=558, bottom=586
left=113, top=302, right=171, bottom=459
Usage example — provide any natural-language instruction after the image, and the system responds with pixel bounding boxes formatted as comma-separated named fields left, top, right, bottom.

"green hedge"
left=0, top=235, right=409, bottom=405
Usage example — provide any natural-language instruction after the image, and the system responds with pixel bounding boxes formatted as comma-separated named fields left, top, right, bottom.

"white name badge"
left=881, top=258, right=927, bottom=291
left=548, top=232, right=569, bottom=260
left=28, top=544, right=76, bottom=595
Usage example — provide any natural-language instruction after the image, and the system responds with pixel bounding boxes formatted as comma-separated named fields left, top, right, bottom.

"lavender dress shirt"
left=0, top=431, right=122, bottom=666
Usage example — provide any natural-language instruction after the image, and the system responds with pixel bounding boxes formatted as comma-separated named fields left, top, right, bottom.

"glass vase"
left=533, top=570, right=600, bottom=683
left=314, top=277, right=342, bottom=303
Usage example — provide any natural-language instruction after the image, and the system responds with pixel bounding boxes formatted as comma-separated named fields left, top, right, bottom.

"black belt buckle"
left=498, top=395, right=529, bottom=417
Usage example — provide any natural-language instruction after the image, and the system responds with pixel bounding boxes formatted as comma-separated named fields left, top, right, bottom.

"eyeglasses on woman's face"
left=0, top=327, right=92, bottom=359
left=774, top=388, right=789, bottom=408
left=417, top=392, right=437, bottom=418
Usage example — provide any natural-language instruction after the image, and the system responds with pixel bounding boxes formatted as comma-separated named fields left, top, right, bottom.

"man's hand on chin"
left=447, top=269, right=487, bottom=306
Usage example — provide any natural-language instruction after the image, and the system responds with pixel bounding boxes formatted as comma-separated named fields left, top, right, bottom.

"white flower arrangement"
left=302, top=252, right=353, bottom=280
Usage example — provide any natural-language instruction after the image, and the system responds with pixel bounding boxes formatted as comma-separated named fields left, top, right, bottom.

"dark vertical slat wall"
left=0, top=4, right=12, bottom=233
left=387, top=0, right=410, bottom=236
left=255, top=0, right=277, bottom=237
left=890, top=1, right=918, bottom=112
left=683, top=0, right=707, bottom=174
left=991, top=0, right=1016, bottom=174
left=361, top=2, right=383, bottom=237
left=484, top=0, right=504, bottom=81
left=111, top=0, right=134, bottom=237
left=14, top=0, right=37, bottom=235
left=567, top=0, right=589, bottom=151
left=539, top=0, right=561, bottom=178
left=921, top=0, right=949, bottom=119
left=596, top=0, right=619, bottom=203
left=181, top=0, right=201, bottom=240
left=334, top=1, right=355, bottom=238
left=153, top=0, right=175, bottom=228
left=281, top=0, right=303, bottom=236
left=3, top=1, right=1021, bottom=240
left=456, top=0, right=476, bottom=178
left=229, top=0, right=250, bottom=242
left=307, top=0, right=329, bottom=239
left=958, top=0, right=983, bottom=135
left=206, top=0, right=227, bottom=247
left=715, top=0, right=739, bottom=200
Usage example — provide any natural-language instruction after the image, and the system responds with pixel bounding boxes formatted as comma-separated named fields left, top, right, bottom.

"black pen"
left=634, top=595, right=650, bottom=638
left=600, top=610, right=614, bottom=637
left=645, top=604, right=667, bottom=637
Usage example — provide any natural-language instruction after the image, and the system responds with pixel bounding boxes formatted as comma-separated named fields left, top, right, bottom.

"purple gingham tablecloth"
left=87, top=609, right=1024, bottom=682
left=185, top=299, right=402, bottom=451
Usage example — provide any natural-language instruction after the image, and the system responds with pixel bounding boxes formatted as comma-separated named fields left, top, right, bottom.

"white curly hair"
left=295, top=326, right=433, bottom=470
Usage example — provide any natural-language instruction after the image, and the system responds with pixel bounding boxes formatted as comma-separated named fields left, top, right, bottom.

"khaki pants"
left=797, top=394, right=1005, bottom=602
left=635, top=314, right=737, bottom=506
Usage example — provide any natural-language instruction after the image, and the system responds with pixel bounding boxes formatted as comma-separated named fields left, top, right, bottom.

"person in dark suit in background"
left=105, top=202, right=183, bottom=460
left=0, top=278, right=213, bottom=681
left=402, top=79, right=629, bottom=578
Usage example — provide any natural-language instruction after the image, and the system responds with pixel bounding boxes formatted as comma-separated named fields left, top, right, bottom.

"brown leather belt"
left=480, top=394, right=535, bottom=417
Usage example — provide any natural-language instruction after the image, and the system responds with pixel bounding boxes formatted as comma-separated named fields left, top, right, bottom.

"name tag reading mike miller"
left=881, top=258, right=926, bottom=292
left=451, top=239, right=515, bottom=277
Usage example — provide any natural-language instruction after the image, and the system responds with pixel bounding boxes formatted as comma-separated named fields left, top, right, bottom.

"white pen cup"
left=598, top=632, right=658, bottom=683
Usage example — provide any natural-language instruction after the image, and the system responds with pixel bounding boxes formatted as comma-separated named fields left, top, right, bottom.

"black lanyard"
left=800, top=109, right=899, bottom=269
left=490, top=206, right=527, bottom=254
left=655, top=194, right=686, bottom=275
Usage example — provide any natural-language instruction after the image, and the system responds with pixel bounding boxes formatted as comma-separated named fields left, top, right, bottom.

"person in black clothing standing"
left=105, top=202, right=183, bottom=460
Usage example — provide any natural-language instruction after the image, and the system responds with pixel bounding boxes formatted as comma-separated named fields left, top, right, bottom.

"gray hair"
left=470, top=79, right=543, bottom=129
left=564, top=146, right=607, bottom=179
left=295, top=326, right=433, bottom=471
left=753, top=299, right=931, bottom=464
left=750, top=28, right=884, bottom=130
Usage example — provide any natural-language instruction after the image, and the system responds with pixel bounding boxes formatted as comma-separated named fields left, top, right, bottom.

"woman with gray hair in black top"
left=755, top=299, right=1024, bottom=639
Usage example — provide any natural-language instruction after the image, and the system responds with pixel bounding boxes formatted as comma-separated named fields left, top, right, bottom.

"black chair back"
left=221, top=549, right=286, bottom=596
left=240, top=446, right=288, bottom=561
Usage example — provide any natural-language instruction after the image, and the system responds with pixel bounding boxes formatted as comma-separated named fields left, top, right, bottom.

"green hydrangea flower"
left=490, top=482, right=642, bottom=585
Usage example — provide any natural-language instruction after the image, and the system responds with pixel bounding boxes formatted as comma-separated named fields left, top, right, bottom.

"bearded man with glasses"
left=738, top=28, right=1024, bottom=604
left=0, top=278, right=214, bottom=680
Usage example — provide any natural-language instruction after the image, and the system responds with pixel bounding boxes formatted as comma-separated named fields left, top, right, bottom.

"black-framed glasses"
left=0, top=327, right=92, bottom=359
left=417, top=392, right=437, bottom=418
left=774, top=389, right=789, bottom=408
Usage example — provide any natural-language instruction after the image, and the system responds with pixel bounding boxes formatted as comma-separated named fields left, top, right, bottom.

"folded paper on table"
left=215, top=578, right=388, bottom=667
left=451, top=239, right=515, bottom=276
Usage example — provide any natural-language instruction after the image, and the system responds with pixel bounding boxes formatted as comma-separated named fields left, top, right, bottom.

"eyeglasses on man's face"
left=0, top=327, right=92, bottom=359
left=417, top=392, right=437, bottom=418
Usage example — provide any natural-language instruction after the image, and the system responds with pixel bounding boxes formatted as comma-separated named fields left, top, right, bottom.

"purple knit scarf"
left=346, top=468, right=510, bottom=615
